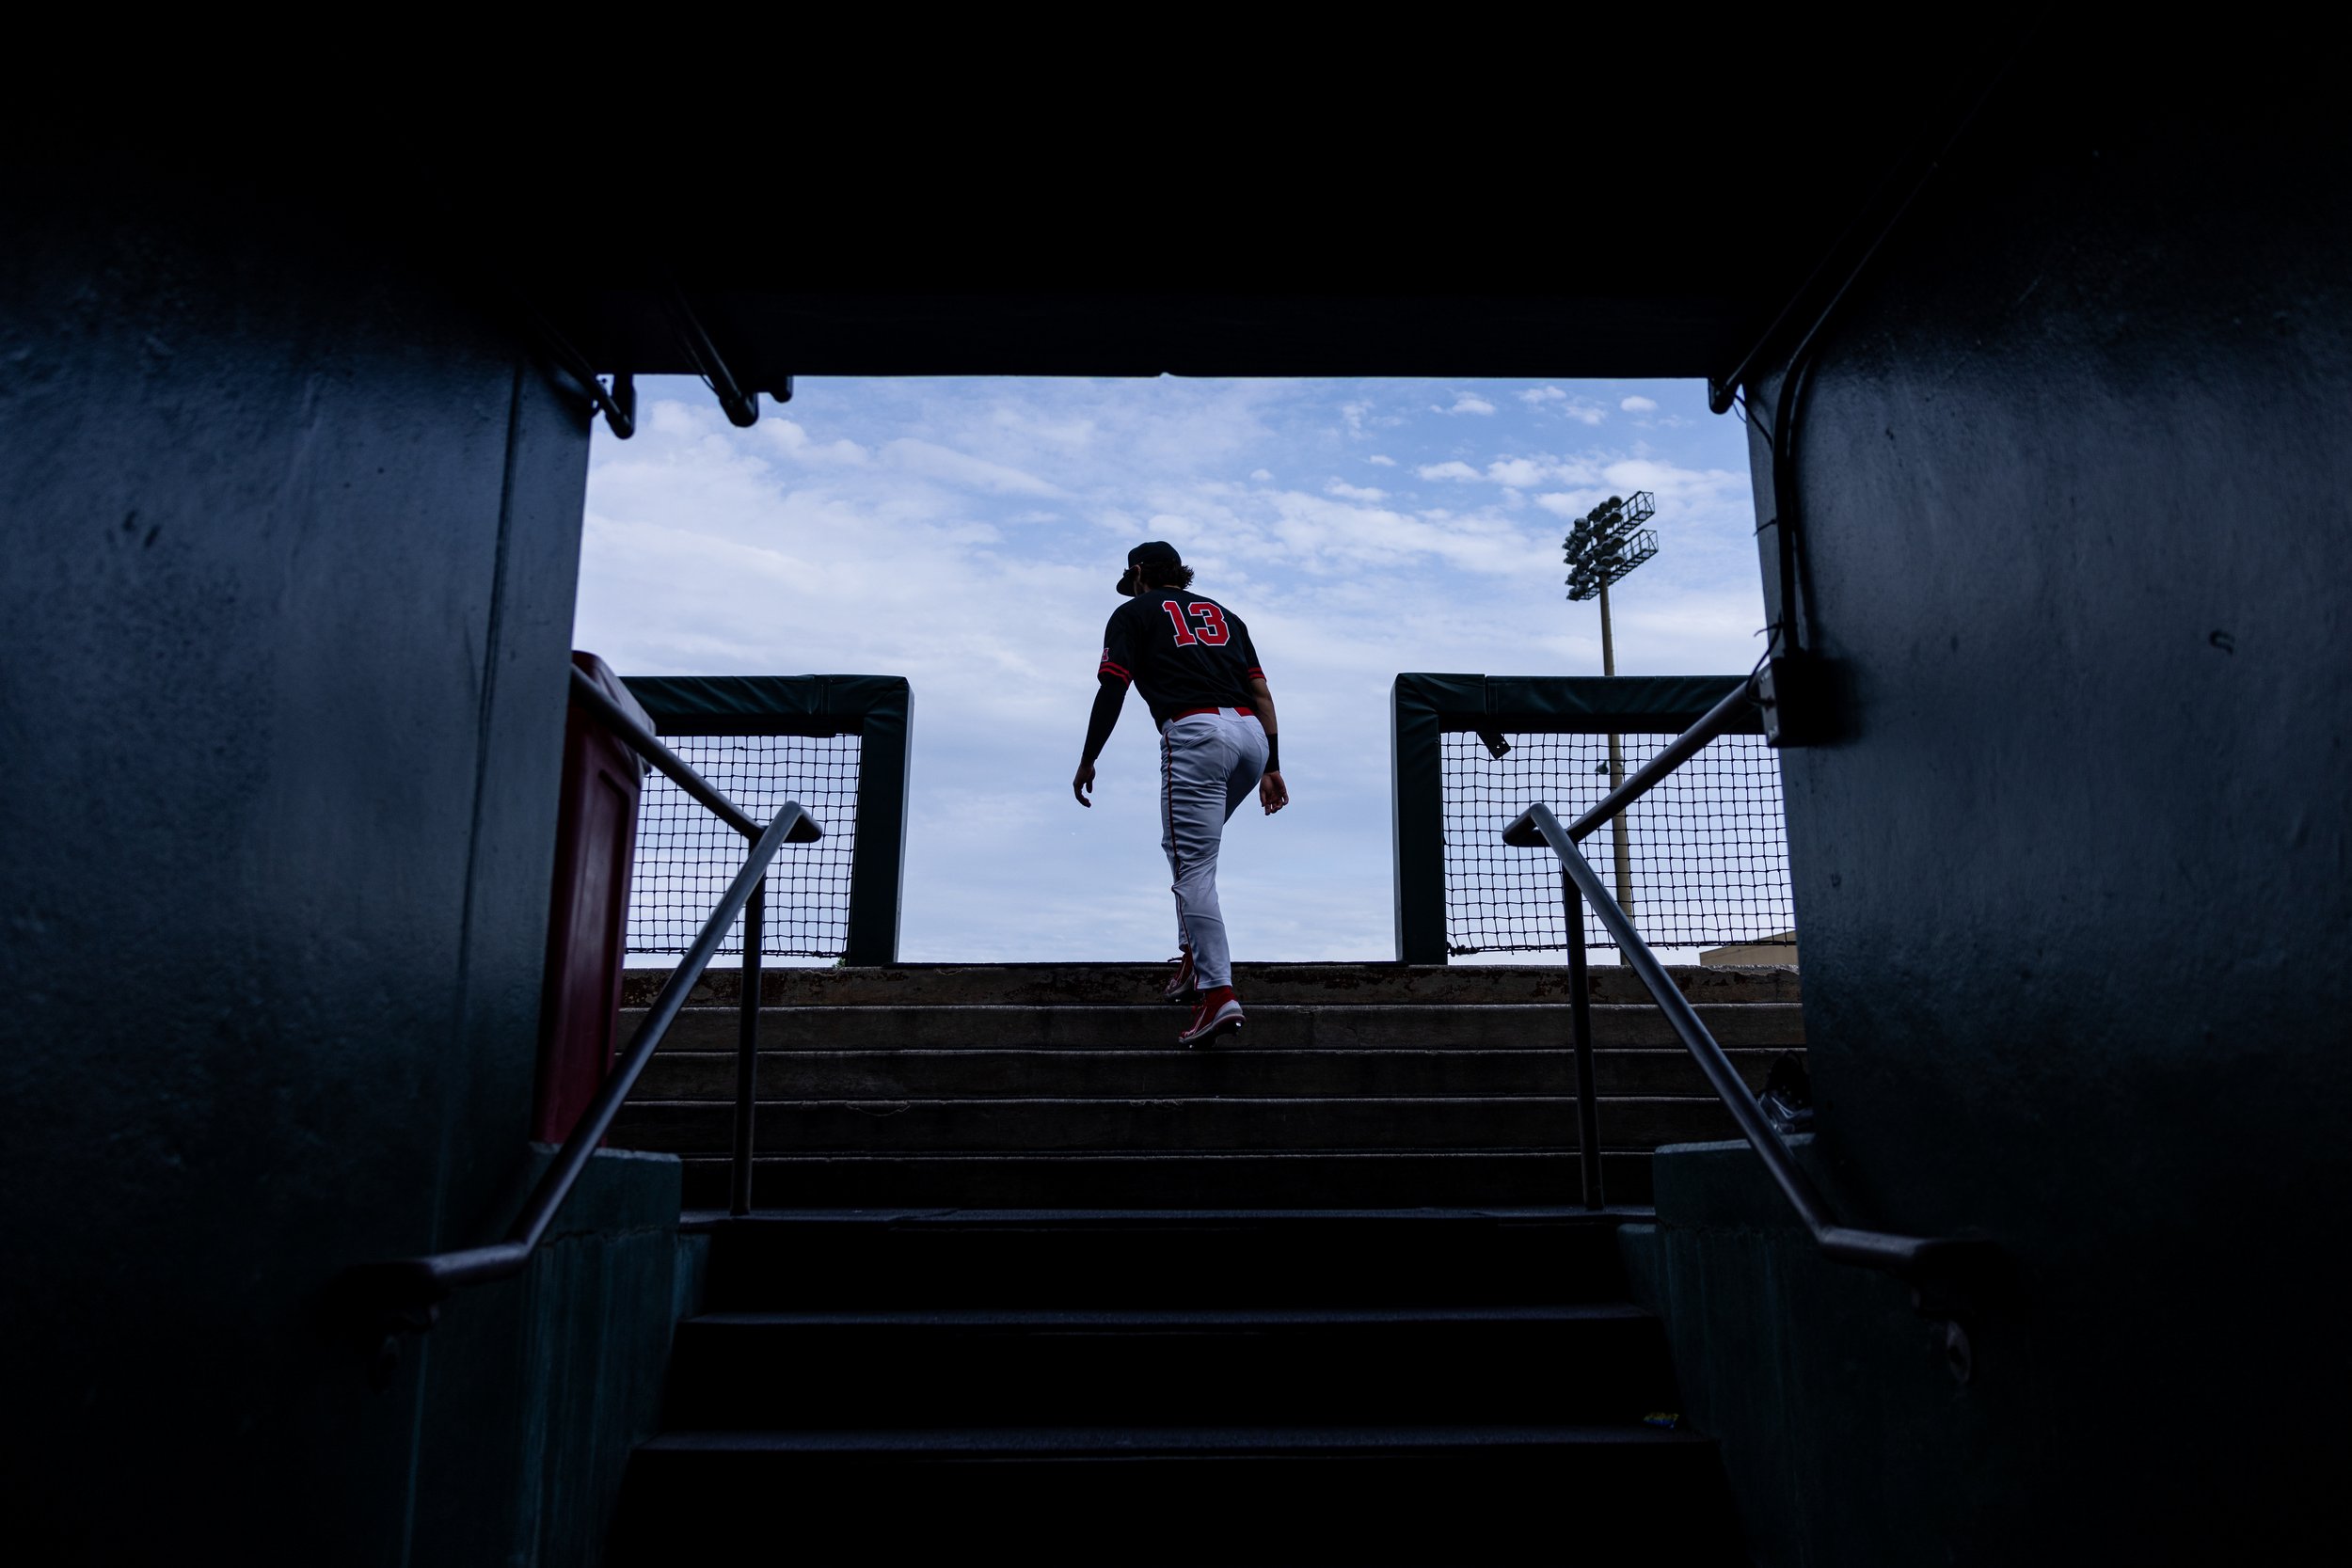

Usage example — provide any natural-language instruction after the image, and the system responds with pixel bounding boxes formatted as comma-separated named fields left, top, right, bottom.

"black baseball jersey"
left=1098, top=589, right=1266, bottom=727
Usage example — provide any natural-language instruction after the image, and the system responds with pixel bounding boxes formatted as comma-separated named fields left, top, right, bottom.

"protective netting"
left=1441, top=730, right=1793, bottom=954
left=628, top=734, right=861, bottom=958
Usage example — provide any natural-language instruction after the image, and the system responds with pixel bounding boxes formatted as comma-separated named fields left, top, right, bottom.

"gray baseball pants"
left=1159, top=708, right=1268, bottom=991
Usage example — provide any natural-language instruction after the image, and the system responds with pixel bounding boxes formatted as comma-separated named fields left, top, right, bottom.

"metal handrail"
left=567, top=665, right=762, bottom=840
left=1564, top=673, right=1760, bottom=845
left=337, top=668, right=822, bottom=1331
left=1503, top=800, right=1997, bottom=1307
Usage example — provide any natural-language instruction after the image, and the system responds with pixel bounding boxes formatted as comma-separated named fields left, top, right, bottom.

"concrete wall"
left=1662, top=72, right=2350, bottom=1564
left=0, top=167, right=677, bottom=1562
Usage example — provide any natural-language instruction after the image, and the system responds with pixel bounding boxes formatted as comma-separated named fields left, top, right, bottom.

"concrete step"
left=624, top=960, right=1800, bottom=1009
left=675, top=1150, right=1658, bottom=1209
left=634, top=1046, right=1786, bottom=1101
left=607, top=1424, right=1746, bottom=1565
left=609, top=1095, right=1730, bottom=1155
left=664, top=1304, right=1670, bottom=1429
left=607, top=961, right=1788, bottom=1212
left=629, top=1002, right=1807, bottom=1052
left=691, top=1209, right=1639, bottom=1311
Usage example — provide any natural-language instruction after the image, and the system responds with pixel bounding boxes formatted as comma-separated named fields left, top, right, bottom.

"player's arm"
left=1248, top=674, right=1289, bottom=815
left=1073, top=673, right=1126, bottom=807
left=1077, top=613, right=1136, bottom=807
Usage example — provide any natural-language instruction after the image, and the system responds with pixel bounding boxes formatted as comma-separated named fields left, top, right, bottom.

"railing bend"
left=1501, top=684, right=2002, bottom=1345
left=333, top=665, right=821, bottom=1349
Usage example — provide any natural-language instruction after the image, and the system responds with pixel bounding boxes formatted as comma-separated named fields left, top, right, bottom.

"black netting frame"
left=628, top=734, right=861, bottom=958
left=1442, top=730, right=1793, bottom=955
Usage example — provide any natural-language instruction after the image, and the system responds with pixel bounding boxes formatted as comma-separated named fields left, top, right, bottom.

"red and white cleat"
left=1178, top=986, right=1245, bottom=1048
left=1162, top=948, right=1198, bottom=1004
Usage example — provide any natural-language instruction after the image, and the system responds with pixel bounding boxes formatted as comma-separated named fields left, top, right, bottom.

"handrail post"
left=1502, top=787, right=2002, bottom=1361
left=337, top=803, right=816, bottom=1328
left=1565, top=870, right=1605, bottom=1212
left=730, top=879, right=765, bottom=1216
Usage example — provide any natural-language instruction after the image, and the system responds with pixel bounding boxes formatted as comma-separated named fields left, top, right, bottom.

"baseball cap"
left=1117, top=540, right=1184, bottom=596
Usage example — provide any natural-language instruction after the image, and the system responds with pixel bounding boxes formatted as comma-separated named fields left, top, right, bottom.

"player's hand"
left=1073, top=758, right=1096, bottom=807
left=1259, top=768, right=1289, bottom=815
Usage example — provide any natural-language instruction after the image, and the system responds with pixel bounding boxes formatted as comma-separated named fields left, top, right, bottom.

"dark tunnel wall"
left=1672, top=87, right=2352, bottom=1563
left=0, top=180, right=595, bottom=1559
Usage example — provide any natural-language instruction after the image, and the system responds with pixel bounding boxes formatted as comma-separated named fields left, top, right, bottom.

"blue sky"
left=576, top=377, right=1763, bottom=963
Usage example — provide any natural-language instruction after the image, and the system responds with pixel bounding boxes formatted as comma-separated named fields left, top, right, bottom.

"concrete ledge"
left=523, top=1142, right=686, bottom=1238
left=627, top=1002, right=1808, bottom=1053
left=405, top=1146, right=695, bottom=1566
left=1652, top=1135, right=1828, bottom=1232
left=1644, top=1135, right=1966, bottom=1568
left=622, top=962, right=1802, bottom=1008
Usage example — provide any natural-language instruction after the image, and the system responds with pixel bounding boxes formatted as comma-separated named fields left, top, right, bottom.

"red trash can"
left=532, top=650, right=654, bottom=1143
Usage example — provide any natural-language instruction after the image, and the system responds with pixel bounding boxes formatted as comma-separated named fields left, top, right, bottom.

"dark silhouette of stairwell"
left=601, top=960, right=1798, bottom=1560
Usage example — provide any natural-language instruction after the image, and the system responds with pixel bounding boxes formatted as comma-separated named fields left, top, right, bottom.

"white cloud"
left=1338, top=399, right=1405, bottom=437
left=1256, top=490, right=1548, bottom=577
left=1621, top=395, right=1660, bottom=413
left=988, top=406, right=1097, bottom=448
left=1515, top=386, right=1609, bottom=426
left=1406, top=454, right=1608, bottom=490
left=1327, top=480, right=1388, bottom=502
left=883, top=437, right=1066, bottom=497
left=764, top=418, right=870, bottom=465
left=1533, top=457, right=1750, bottom=535
left=1367, top=454, right=1396, bottom=467
left=1433, top=393, right=1499, bottom=417
left=1597, top=457, right=1752, bottom=526
left=1485, top=458, right=1549, bottom=487
left=1251, top=467, right=1274, bottom=481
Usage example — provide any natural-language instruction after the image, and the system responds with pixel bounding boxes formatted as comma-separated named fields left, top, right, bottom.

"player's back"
left=1100, top=588, right=1265, bottom=726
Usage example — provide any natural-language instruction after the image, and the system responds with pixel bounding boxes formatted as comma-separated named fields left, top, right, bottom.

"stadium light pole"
left=1563, top=492, right=1659, bottom=917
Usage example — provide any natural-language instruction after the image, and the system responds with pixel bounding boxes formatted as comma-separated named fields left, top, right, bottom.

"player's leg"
left=1222, top=710, right=1268, bottom=822
left=1157, top=730, right=1198, bottom=1001
left=1187, top=713, right=1266, bottom=1014
left=1164, top=718, right=1232, bottom=988
left=1159, top=731, right=1189, bottom=948
left=1165, top=718, right=1245, bottom=1044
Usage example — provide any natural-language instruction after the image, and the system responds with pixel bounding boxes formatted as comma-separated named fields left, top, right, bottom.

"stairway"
left=606, top=1209, right=1749, bottom=1563
left=608, top=960, right=1803, bottom=1209
left=600, top=962, right=1794, bottom=1560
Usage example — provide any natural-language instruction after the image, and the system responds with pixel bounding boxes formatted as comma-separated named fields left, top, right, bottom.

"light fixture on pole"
left=1563, top=491, right=1659, bottom=917
left=1562, top=490, right=1659, bottom=654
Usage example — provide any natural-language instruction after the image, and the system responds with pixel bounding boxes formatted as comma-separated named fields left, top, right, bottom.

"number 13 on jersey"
left=1161, top=599, right=1230, bottom=646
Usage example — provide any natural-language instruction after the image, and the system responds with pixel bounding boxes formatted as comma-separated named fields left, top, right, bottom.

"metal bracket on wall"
left=666, top=286, right=788, bottom=428
left=509, top=287, right=638, bottom=439
left=1756, top=652, right=1842, bottom=748
left=1896, top=1233, right=2012, bottom=1386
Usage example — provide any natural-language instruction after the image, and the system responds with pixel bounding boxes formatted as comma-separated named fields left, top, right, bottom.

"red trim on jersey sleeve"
left=1099, top=659, right=1132, bottom=683
left=1245, top=666, right=1264, bottom=680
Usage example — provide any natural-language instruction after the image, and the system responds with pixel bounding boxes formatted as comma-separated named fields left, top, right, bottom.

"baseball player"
left=1072, top=541, right=1288, bottom=1046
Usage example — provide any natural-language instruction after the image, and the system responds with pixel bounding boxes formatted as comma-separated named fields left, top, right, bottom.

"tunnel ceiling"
left=537, top=123, right=1933, bottom=387
left=41, top=25, right=2012, bottom=390
left=485, top=26, right=2016, bottom=390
